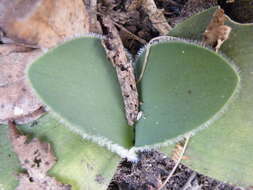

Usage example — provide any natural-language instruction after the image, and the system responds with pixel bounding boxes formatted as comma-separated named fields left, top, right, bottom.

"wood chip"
left=8, top=121, right=71, bottom=190
left=0, top=0, right=89, bottom=48
left=100, top=16, right=139, bottom=126
left=203, top=8, right=231, bottom=52
left=142, top=0, right=172, bottom=35
left=0, top=48, right=44, bottom=124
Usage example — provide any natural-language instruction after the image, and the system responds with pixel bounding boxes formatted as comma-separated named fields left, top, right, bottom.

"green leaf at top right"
left=135, top=39, right=239, bottom=147
left=161, top=7, right=253, bottom=187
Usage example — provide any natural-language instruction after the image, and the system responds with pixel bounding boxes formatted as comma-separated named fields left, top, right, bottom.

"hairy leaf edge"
left=134, top=36, right=241, bottom=151
left=26, top=34, right=138, bottom=161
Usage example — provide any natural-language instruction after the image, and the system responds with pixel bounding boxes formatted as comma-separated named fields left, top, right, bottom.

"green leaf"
left=160, top=7, right=253, bottom=186
left=28, top=36, right=133, bottom=149
left=135, top=40, right=239, bottom=146
left=0, top=115, right=120, bottom=190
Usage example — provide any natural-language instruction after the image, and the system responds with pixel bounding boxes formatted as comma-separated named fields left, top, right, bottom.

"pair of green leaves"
left=28, top=34, right=238, bottom=150
left=2, top=7, right=253, bottom=189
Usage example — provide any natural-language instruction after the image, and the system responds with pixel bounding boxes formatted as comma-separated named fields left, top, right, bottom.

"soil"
left=108, top=151, right=244, bottom=190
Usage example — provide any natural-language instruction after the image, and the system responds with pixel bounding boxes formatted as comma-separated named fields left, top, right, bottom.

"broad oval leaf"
left=28, top=37, right=133, bottom=149
left=135, top=40, right=239, bottom=146
left=161, top=7, right=253, bottom=186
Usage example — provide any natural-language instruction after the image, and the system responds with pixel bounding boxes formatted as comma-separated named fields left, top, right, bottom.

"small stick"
left=138, top=35, right=172, bottom=82
left=96, top=11, right=147, bottom=44
left=157, top=134, right=191, bottom=190
left=113, top=22, right=147, bottom=44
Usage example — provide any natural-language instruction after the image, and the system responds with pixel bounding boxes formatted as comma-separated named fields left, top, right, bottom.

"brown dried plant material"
left=171, top=143, right=190, bottom=162
left=158, top=135, right=191, bottom=190
left=0, top=0, right=89, bottom=48
left=8, top=121, right=71, bottom=190
left=203, top=8, right=232, bottom=52
left=100, top=16, right=139, bottom=126
left=0, top=44, right=33, bottom=56
left=142, top=0, right=172, bottom=35
left=0, top=49, right=44, bottom=124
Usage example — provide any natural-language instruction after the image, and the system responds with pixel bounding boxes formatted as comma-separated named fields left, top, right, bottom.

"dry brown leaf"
left=142, top=0, right=172, bottom=35
left=0, top=48, right=44, bottom=124
left=203, top=8, right=232, bottom=52
left=8, top=121, right=71, bottom=190
left=171, top=143, right=189, bottom=162
left=0, top=0, right=89, bottom=48
left=100, top=16, right=139, bottom=126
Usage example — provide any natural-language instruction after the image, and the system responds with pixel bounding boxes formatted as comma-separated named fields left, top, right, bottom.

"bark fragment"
left=100, top=16, right=139, bottom=126
left=8, top=121, right=71, bottom=190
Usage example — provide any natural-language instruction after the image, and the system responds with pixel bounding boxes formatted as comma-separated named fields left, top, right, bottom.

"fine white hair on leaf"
left=26, top=32, right=241, bottom=160
left=25, top=34, right=139, bottom=161
left=40, top=104, right=139, bottom=161
left=135, top=68, right=241, bottom=151
left=134, top=35, right=241, bottom=151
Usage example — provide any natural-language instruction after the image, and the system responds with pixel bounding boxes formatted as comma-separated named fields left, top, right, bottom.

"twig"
left=142, top=0, right=172, bottom=35
left=137, top=41, right=151, bottom=82
left=1, top=107, right=46, bottom=125
left=157, top=134, right=191, bottom=190
left=137, top=36, right=168, bottom=82
left=113, top=22, right=147, bottom=44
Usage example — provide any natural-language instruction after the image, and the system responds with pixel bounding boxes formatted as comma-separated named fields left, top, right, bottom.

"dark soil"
left=108, top=151, right=245, bottom=190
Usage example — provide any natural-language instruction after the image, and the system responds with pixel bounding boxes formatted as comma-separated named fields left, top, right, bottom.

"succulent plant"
left=0, top=6, right=252, bottom=190
left=161, top=7, right=253, bottom=186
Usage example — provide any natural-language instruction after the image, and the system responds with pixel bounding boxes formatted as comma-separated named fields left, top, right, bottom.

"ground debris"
left=108, top=150, right=238, bottom=190
left=0, top=0, right=89, bottom=48
left=0, top=49, right=44, bottom=124
left=142, top=0, right=172, bottom=35
left=8, top=121, right=71, bottom=190
left=203, top=8, right=231, bottom=52
left=100, top=16, right=139, bottom=126
left=180, top=0, right=218, bottom=18
left=84, top=0, right=102, bottom=33
left=0, top=44, right=33, bottom=56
